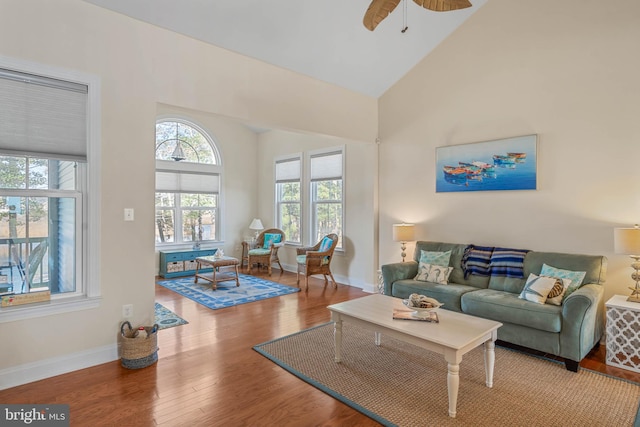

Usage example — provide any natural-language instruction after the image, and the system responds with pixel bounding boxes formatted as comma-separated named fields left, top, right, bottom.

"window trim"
left=274, top=154, right=302, bottom=245
left=154, top=118, right=223, bottom=248
left=0, top=55, right=101, bottom=323
left=307, top=146, right=345, bottom=251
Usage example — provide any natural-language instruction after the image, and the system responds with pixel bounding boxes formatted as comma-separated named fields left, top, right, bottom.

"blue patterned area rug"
left=154, top=302, right=189, bottom=329
left=157, top=274, right=300, bottom=310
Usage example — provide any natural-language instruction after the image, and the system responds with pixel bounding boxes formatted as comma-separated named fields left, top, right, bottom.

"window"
left=155, top=120, right=221, bottom=246
left=275, top=156, right=301, bottom=244
left=310, top=150, right=343, bottom=249
left=0, top=156, right=81, bottom=296
left=0, top=60, right=100, bottom=320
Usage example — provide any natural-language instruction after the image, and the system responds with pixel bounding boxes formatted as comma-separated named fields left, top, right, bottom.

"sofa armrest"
left=381, top=261, right=418, bottom=296
left=560, top=283, right=605, bottom=362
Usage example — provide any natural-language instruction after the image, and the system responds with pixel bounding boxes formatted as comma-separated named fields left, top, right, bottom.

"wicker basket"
left=120, top=321, right=159, bottom=369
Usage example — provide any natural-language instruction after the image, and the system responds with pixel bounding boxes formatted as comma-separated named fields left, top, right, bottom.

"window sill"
left=0, top=295, right=101, bottom=323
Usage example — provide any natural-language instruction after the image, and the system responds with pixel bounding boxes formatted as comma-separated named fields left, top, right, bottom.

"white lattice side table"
left=376, top=270, right=385, bottom=294
left=606, top=295, right=640, bottom=373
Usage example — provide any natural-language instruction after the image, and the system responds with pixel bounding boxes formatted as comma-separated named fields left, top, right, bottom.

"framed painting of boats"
left=435, top=135, right=537, bottom=193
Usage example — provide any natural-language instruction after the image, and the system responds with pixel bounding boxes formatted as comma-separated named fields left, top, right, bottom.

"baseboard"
left=279, top=263, right=376, bottom=293
left=0, top=344, right=118, bottom=390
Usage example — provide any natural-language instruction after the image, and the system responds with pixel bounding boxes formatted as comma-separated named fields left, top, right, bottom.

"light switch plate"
left=124, top=208, right=134, bottom=221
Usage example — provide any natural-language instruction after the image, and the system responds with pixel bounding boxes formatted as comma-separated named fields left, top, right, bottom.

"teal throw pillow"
left=419, top=250, right=452, bottom=267
left=539, top=263, right=586, bottom=301
left=319, top=236, right=333, bottom=252
left=263, top=233, right=282, bottom=249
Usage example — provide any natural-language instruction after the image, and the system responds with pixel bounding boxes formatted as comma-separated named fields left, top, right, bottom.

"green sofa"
left=381, top=241, right=607, bottom=371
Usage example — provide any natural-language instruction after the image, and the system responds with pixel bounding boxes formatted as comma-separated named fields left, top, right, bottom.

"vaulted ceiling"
left=84, top=0, right=487, bottom=98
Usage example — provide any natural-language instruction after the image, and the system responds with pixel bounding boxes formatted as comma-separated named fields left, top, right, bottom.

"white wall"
left=0, top=0, right=377, bottom=388
left=378, top=0, right=640, bottom=301
left=256, top=129, right=378, bottom=289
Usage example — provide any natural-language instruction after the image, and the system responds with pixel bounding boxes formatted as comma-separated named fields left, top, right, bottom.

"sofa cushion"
left=545, top=276, right=571, bottom=306
left=414, top=241, right=490, bottom=289
left=390, top=279, right=478, bottom=312
left=415, top=263, right=453, bottom=284
left=419, top=250, right=451, bottom=267
left=540, top=263, right=586, bottom=301
left=524, top=252, right=606, bottom=286
left=462, top=289, right=562, bottom=333
left=519, top=274, right=559, bottom=304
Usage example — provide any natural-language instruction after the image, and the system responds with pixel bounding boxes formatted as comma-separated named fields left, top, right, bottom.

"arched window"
left=155, top=119, right=222, bottom=245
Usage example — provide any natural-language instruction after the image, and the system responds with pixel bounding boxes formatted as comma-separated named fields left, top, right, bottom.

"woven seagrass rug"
left=154, top=302, right=188, bottom=330
left=157, top=274, right=300, bottom=310
left=254, top=322, right=640, bottom=427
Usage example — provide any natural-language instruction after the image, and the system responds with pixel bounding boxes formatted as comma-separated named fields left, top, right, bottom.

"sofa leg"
left=564, top=359, right=579, bottom=372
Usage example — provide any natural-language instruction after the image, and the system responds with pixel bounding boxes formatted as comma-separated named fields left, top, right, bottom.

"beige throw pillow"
left=519, top=273, right=558, bottom=304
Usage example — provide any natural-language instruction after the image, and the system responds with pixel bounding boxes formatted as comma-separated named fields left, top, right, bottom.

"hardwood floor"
left=1, top=270, right=638, bottom=426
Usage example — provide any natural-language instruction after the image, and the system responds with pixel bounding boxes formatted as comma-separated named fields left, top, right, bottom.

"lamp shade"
left=392, top=223, right=415, bottom=242
left=614, top=226, right=640, bottom=255
left=249, top=218, right=264, bottom=231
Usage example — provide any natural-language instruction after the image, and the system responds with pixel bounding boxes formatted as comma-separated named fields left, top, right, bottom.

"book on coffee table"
left=392, top=309, right=439, bottom=323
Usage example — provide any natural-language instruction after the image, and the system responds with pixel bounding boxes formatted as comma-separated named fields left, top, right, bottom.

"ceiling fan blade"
left=412, top=0, right=473, bottom=12
left=363, top=0, right=401, bottom=31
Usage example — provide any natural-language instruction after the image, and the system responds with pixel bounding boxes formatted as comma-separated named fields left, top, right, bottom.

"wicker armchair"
left=296, top=233, right=338, bottom=290
left=247, top=228, right=285, bottom=276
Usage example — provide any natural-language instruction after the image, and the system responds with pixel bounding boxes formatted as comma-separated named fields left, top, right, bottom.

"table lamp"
left=249, top=218, right=264, bottom=239
left=614, top=224, right=640, bottom=303
left=392, top=223, right=415, bottom=262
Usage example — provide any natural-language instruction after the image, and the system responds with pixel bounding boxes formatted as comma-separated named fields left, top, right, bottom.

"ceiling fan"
left=363, top=0, right=472, bottom=31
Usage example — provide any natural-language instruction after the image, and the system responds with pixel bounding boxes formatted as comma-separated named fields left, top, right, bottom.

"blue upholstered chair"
left=296, top=233, right=338, bottom=290
left=247, top=228, right=285, bottom=276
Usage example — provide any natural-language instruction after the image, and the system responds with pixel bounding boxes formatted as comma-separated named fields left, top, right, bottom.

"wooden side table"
left=605, top=295, right=640, bottom=373
left=194, top=255, right=240, bottom=290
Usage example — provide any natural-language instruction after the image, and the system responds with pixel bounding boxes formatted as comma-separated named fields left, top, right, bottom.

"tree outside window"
left=155, top=120, right=221, bottom=246
left=275, top=157, right=302, bottom=244
left=310, top=150, right=343, bottom=249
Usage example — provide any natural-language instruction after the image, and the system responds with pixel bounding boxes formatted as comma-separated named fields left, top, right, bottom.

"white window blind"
left=310, top=151, right=342, bottom=182
left=275, top=158, right=301, bottom=183
left=0, top=68, right=87, bottom=159
left=156, top=171, right=220, bottom=193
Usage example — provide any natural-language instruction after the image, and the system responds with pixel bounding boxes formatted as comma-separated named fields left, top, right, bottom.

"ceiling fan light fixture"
left=413, top=0, right=472, bottom=12
left=363, top=0, right=472, bottom=31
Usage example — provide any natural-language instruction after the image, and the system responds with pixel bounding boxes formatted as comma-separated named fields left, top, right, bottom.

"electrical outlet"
left=122, top=304, right=133, bottom=318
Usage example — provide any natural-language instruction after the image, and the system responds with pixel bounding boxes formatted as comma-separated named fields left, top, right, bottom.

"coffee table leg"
left=374, top=331, right=381, bottom=346
left=447, top=362, right=460, bottom=418
left=334, top=318, right=343, bottom=363
left=194, top=261, right=200, bottom=283
left=484, top=339, right=495, bottom=388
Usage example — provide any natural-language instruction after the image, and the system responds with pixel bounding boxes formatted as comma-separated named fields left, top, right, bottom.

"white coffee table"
left=327, top=294, right=502, bottom=418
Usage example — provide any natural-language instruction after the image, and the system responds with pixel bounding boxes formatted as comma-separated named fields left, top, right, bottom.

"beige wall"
left=0, top=0, right=377, bottom=386
left=256, top=129, right=377, bottom=288
left=378, top=0, right=640, bottom=301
